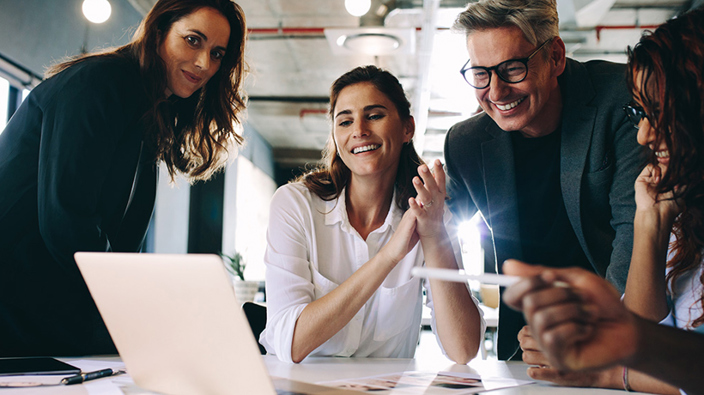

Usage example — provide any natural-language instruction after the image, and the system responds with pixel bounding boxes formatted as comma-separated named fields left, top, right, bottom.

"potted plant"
left=220, top=252, right=259, bottom=303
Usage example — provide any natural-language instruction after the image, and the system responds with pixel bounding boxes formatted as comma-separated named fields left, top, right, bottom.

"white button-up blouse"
left=661, top=235, right=704, bottom=334
left=260, top=182, right=484, bottom=362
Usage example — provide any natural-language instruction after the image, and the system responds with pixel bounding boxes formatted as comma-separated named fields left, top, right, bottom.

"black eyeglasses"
left=460, top=38, right=554, bottom=89
left=622, top=102, right=648, bottom=129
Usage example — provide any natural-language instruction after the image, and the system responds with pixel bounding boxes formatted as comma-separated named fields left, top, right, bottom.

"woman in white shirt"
left=260, top=65, right=484, bottom=363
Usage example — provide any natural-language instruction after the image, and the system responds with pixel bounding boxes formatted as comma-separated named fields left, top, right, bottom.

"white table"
left=265, top=356, right=647, bottom=394
left=0, top=356, right=648, bottom=394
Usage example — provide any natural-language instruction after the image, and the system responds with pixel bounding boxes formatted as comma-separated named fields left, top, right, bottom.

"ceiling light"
left=345, top=0, right=371, bottom=17
left=82, top=0, right=112, bottom=24
left=325, top=28, right=415, bottom=56
left=341, top=33, right=401, bottom=55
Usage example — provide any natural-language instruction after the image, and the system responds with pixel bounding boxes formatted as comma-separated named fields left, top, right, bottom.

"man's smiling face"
left=466, top=26, right=565, bottom=137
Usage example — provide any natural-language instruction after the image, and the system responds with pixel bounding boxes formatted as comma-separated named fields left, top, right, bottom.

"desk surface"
left=0, top=356, right=648, bottom=394
left=265, top=356, right=640, bottom=394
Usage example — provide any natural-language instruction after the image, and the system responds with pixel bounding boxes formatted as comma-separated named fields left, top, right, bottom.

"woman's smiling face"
left=633, top=70, right=670, bottom=169
left=158, top=7, right=230, bottom=98
left=332, top=82, right=414, bottom=182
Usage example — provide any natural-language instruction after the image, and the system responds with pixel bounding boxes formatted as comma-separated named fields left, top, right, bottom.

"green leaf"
left=219, top=252, right=246, bottom=281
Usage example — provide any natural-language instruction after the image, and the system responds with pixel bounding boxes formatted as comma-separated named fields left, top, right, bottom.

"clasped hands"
left=408, top=159, right=447, bottom=237
left=381, top=159, right=448, bottom=263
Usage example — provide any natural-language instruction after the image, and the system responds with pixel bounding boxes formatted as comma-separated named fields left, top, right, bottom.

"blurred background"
left=0, top=0, right=700, bottom=283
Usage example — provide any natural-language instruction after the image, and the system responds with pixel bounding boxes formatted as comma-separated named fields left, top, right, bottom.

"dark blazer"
left=0, top=55, right=156, bottom=356
left=444, top=59, right=646, bottom=360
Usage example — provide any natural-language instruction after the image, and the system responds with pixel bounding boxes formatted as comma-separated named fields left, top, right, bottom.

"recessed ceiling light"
left=325, top=28, right=415, bottom=56
left=342, top=33, right=401, bottom=55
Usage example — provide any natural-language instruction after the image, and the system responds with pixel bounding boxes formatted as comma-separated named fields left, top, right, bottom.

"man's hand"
left=518, top=325, right=620, bottom=388
left=502, top=260, right=640, bottom=371
left=518, top=326, right=549, bottom=367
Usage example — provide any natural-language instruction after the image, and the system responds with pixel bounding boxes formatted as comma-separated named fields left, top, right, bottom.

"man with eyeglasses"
left=444, top=0, right=646, bottom=361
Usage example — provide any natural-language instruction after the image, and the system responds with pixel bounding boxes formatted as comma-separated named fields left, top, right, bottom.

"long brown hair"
left=47, top=0, right=248, bottom=182
left=627, top=7, right=704, bottom=327
left=298, top=65, right=423, bottom=211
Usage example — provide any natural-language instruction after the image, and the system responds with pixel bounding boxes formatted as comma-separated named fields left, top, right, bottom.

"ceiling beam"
left=249, top=96, right=329, bottom=103
left=126, top=0, right=152, bottom=15
left=273, top=148, right=324, bottom=166
left=413, top=0, right=441, bottom=156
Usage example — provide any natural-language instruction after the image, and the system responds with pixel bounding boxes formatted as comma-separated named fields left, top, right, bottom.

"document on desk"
left=317, top=371, right=533, bottom=394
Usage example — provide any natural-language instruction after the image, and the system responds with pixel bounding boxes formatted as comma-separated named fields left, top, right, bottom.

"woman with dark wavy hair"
left=261, top=65, right=484, bottom=364
left=625, top=6, right=704, bottom=332
left=619, top=5, right=704, bottom=392
left=502, top=7, right=704, bottom=394
left=0, top=0, right=247, bottom=356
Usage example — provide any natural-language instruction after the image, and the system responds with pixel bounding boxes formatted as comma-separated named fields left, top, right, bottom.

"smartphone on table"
left=0, top=357, right=80, bottom=376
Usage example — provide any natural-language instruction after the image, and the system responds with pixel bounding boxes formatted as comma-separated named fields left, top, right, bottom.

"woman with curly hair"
left=261, top=65, right=484, bottom=364
left=0, top=0, right=247, bottom=356
left=505, top=7, right=704, bottom=394
left=618, top=5, right=704, bottom=391
left=623, top=7, right=704, bottom=336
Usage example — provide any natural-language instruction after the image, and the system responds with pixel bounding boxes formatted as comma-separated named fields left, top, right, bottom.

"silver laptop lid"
left=75, top=252, right=276, bottom=395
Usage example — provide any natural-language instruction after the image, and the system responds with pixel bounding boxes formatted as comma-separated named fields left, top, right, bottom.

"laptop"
left=74, top=252, right=355, bottom=395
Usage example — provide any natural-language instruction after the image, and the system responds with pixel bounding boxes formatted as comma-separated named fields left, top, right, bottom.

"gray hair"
left=453, top=0, right=559, bottom=46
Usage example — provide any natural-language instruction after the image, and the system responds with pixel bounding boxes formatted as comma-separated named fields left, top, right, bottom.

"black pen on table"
left=61, top=368, right=124, bottom=385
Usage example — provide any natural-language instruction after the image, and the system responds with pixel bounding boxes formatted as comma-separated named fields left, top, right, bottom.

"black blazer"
left=444, top=59, right=646, bottom=359
left=0, top=55, right=156, bottom=356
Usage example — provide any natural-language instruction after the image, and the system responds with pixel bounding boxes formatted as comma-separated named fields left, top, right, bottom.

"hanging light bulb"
left=82, top=0, right=112, bottom=24
left=345, top=0, right=371, bottom=17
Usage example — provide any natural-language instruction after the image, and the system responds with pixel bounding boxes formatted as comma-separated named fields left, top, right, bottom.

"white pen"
left=411, top=267, right=520, bottom=287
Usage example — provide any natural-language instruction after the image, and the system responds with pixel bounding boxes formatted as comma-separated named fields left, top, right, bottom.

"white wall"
left=153, top=166, right=191, bottom=254
left=150, top=125, right=276, bottom=281
left=228, top=156, right=277, bottom=281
